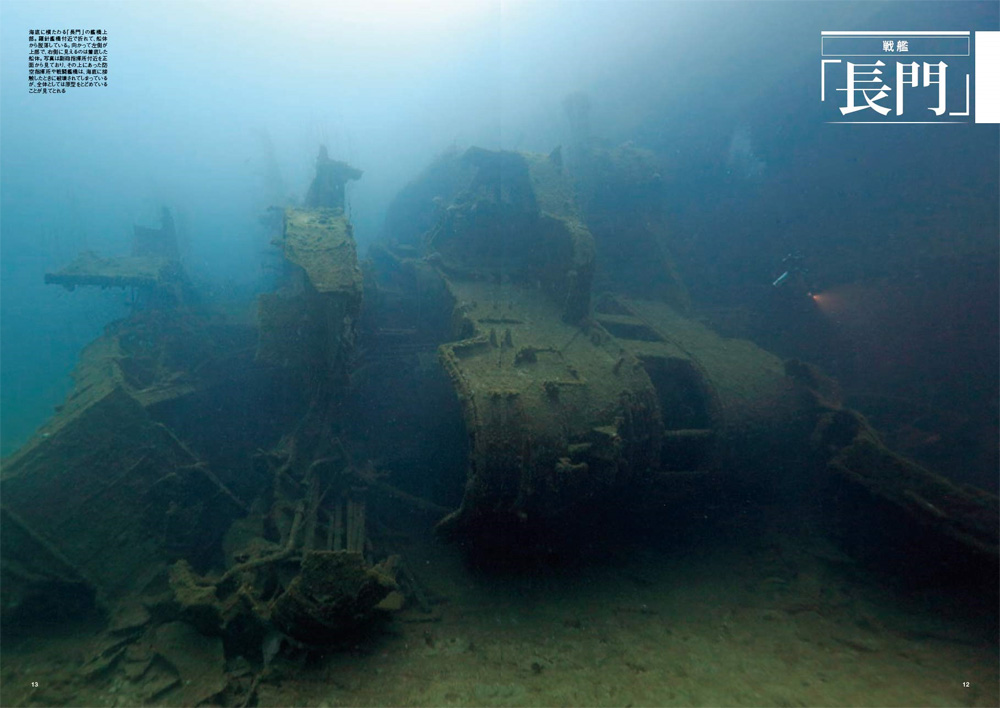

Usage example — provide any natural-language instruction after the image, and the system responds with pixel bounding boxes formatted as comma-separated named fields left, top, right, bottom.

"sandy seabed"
left=3, top=505, right=997, bottom=708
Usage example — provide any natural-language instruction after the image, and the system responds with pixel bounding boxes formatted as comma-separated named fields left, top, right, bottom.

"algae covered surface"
left=283, top=208, right=362, bottom=296
left=3, top=505, right=997, bottom=707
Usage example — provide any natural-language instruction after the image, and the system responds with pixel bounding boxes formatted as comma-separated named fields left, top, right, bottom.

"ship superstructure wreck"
left=2, top=141, right=996, bottom=705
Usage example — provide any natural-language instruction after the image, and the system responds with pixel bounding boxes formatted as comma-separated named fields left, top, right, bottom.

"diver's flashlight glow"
left=809, top=289, right=851, bottom=317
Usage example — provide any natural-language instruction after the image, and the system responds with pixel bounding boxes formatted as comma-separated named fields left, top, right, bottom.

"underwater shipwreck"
left=2, top=140, right=997, bottom=705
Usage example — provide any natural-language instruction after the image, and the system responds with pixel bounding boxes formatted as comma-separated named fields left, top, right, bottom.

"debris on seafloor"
left=817, top=406, right=999, bottom=584
left=2, top=150, right=431, bottom=706
left=0, top=135, right=996, bottom=707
